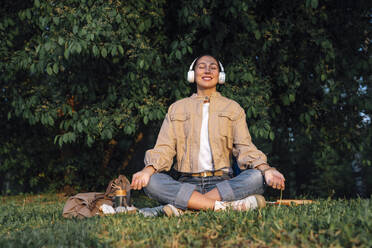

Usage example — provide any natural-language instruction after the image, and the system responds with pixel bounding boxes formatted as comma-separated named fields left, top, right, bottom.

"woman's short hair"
left=193, top=54, right=221, bottom=71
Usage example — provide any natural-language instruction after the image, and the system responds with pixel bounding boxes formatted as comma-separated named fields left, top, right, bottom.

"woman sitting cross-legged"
left=131, top=55, right=285, bottom=216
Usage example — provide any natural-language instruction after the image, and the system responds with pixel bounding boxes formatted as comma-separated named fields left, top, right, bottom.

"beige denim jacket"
left=144, top=92, right=268, bottom=173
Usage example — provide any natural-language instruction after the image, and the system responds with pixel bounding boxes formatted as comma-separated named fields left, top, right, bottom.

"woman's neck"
left=196, top=87, right=217, bottom=97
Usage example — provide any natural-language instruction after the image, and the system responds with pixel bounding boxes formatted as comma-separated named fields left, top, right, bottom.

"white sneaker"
left=99, top=204, right=116, bottom=214
left=214, top=195, right=266, bottom=211
left=163, top=204, right=185, bottom=217
left=115, top=206, right=137, bottom=214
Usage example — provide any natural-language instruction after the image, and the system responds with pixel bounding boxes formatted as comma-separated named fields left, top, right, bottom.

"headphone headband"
left=189, top=58, right=198, bottom=71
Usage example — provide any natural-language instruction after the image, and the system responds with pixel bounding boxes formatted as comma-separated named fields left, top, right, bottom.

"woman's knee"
left=239, top=169, right=264, bottom=185
left=237, top=169, right=265, bottom=195
left=218, top=169, right=265, bottom=201
left=143, top=173, right=168, bottom=196
left=143, top=173, right=192, bottom=206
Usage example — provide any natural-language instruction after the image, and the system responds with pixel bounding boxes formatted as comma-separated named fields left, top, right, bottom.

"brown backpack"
left=62, top=175, right=131, bottom=218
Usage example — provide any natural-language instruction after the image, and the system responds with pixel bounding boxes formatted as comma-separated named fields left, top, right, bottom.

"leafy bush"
left=0, top=0, right=371, bottom=195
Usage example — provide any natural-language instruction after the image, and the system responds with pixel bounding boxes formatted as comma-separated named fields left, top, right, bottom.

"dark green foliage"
left=0, top=0, right=371, bottom=195
left=0, top=194, right=372, bottom=247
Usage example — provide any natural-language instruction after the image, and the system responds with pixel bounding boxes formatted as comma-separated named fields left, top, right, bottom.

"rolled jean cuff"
left=174, top=183, right=197, bottom=210
left=216, top=180, right=235, bottom=201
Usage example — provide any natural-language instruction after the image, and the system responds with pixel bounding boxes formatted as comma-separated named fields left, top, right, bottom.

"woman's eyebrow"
left=196, top=62, right=218, bottom=66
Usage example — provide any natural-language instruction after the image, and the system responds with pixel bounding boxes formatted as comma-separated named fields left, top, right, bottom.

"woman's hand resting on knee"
left=257, top=165, right=285, bottom=190
left=131, top=165, right=156, bottom=190
left=264, top=168, right=285, bottom=190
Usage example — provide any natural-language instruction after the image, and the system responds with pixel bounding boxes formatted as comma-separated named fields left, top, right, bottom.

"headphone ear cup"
left=218, top=72, right=226, bottom=84
left=187, top=70, right=195, bottom=83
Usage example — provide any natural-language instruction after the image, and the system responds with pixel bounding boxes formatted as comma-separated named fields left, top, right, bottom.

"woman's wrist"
left=143, top=165, right=156, bottom=175
left=260, top=167, right=277, bottom=176
left=256, top=164, right=276, bottom=176
left=256, top=164, right=270, bottom=171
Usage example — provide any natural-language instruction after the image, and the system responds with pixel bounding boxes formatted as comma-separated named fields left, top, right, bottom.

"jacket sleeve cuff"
left=144, top=158, right=169, bottom=172
left=144, top=159, right=160, bottom=172
left=250, top=160, right=269, bottom=169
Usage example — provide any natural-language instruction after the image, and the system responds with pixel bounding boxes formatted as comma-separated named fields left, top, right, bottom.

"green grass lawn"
left=1, top=193, right=371, bottom=247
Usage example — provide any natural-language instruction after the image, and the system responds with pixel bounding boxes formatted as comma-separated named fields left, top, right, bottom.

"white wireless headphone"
left=187, top=57, right=226, bottom=84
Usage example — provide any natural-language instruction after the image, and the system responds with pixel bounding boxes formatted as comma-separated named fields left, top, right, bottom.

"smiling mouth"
left=202, top=76, right=212, bottom=80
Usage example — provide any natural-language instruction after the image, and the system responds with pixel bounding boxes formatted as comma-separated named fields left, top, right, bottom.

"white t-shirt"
left=198, top=103, right=213, bottom=171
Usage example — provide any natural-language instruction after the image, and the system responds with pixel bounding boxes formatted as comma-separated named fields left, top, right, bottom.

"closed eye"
left=197, top=64, right=206, bottom=69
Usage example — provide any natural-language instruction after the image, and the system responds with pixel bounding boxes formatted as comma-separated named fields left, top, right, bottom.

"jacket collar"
left=191, top=91, right=221, bottom=100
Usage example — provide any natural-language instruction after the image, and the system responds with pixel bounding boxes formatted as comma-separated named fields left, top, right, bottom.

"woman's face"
left=194, top=56, right=219, bottom=90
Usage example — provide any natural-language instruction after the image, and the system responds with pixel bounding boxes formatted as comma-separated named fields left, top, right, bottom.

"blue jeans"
left=144, top=169, right=265, bottom=210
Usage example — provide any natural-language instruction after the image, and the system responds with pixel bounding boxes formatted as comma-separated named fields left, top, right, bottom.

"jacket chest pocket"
left=170, top=113, right=190, bottom=138
left=218, top=112, right=235, bottom=149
